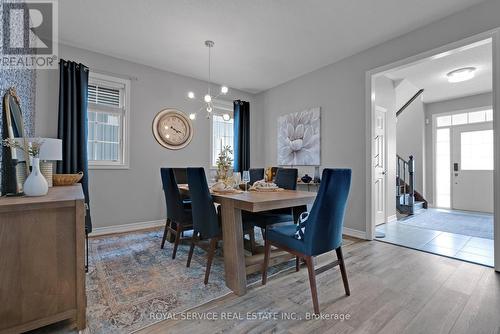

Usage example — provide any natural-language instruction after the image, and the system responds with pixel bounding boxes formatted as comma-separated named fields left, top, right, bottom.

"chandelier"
left=187, top=40, right=229, bottom=120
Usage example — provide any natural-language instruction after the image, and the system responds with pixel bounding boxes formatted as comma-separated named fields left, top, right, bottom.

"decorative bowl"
left=53, top=172, right=83, bottom=186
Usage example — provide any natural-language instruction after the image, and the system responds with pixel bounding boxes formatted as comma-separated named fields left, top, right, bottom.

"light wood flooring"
left=138, top=239, right=500, bottom=334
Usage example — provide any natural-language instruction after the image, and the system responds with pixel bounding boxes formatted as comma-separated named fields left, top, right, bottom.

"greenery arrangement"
left=216, top=145, right=233, bottom=181
left=2, top=138, right=45, bottom=158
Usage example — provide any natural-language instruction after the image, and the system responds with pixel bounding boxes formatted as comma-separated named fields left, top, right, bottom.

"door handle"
left=381, top=170, right=387, bottom=175
left=453, top=163, right=459, bottom=172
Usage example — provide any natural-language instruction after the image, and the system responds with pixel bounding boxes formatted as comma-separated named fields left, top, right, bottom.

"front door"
left=374, top=106, right=387, bottom=225
left=451, top=122, right=494, bottom=213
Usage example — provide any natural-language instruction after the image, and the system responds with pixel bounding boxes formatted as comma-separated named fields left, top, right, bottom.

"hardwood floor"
left=138, top=239, right=499, bottom=334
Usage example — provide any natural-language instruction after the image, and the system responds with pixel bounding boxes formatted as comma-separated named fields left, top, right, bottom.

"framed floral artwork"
left=277, top=107, right=320, bottom=166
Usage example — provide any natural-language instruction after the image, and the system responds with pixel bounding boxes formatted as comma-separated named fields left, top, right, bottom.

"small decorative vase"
left=23, top=158, right=49, bottom=196
left=301, top=174, right=312, bottom=183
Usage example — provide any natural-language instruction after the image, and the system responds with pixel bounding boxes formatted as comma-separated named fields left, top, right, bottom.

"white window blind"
left=88, top=84, right=121, bottom=107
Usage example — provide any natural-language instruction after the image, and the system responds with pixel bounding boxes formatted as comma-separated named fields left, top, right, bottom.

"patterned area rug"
left=29, top=228, right=357, bottom=334
left=85, top=227, right=296, bottom=333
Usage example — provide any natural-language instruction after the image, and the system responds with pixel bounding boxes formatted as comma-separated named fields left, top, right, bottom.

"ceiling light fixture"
left=447, top=67, right=476, bottom=83
left=187, top=40, right=229, bottom=119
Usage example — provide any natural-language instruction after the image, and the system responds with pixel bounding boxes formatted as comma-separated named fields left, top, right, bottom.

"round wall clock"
left=152, top=108, right=194, bottom=150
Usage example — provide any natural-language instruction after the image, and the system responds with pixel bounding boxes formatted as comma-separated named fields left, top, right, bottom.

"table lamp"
left=15, top=138, right=62, bottom=187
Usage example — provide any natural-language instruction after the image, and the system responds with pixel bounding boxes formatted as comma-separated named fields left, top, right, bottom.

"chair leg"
left=249, top=228, right=256, bottom=254
left=261, top=239, right=271, bottom=285
left=161, top=219, right=169, bottom=249
left=295, top=256, right=300, bottom=272
left=204, top=238, right=218, bottom=285
left=260, top=227, right=266, bottom=240
left=305, top=256, right=320, bottom=314
left=172, top=222, right=183, bottom=259
left=336, top=247, right=350, bottom=296
left=186, top=232, right=197, bottom=268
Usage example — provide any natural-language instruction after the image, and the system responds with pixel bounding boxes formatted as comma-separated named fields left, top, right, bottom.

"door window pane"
left=461, top=130, right=493, bottom=170
left=436, top=128, right=450, bottom=208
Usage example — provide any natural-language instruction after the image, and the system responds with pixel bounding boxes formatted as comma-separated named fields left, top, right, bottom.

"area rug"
left=31, top=228, right=356, bottom=334
left=84, top=227, right=298, bottom=334
left=401, top=209, right=493, bottom=239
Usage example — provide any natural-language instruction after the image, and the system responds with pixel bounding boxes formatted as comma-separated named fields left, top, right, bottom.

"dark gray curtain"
left=233, top=100, right=250, bottom=172
left=57, top=60, right=92, bottom=234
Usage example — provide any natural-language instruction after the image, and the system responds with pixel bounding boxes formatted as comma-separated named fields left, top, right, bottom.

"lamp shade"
left=14, top=138, right=63, bottom=161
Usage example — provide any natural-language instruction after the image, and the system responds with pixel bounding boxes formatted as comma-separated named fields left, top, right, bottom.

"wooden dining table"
left=178, top=185, right=316, bottom=296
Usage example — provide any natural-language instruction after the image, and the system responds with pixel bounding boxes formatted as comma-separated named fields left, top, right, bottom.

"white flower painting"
left=277, top=107, right=320, bottom=166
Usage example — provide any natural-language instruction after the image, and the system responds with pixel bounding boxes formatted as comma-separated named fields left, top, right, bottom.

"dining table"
left=178, top=185, right=317, bottom=296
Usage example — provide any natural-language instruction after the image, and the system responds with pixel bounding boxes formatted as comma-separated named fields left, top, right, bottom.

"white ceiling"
left=59, top=0, right=486, bottom=94
left=385, top=40, right=492, bottom=103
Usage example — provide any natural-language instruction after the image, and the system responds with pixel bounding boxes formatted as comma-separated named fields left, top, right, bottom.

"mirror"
left=1, top=87, right=28, bottom=195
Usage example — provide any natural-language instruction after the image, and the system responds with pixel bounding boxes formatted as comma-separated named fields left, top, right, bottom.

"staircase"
left=396, top=155, right=427, bottom=215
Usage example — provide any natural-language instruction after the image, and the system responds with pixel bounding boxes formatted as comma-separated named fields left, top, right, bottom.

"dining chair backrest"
left=187, top=168, right=221, bottom=239
left=304, top=168, right=351, bottom=256
left=160, top=168, right=189, bottom=223
left=275, top=168, right=298, bottom=190
left=249, top=168, right=265, bottom=185
left=172, top=168, right=188, bottom=184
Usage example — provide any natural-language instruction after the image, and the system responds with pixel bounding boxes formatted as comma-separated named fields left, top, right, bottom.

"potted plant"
left=216, top=145, right=233, bottom=181
left=3, top=138, right=48, bottom=196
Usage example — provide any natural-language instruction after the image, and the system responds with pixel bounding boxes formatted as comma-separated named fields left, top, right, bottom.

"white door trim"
left=365, top=28, right=500, bottom=272
left=374, top=106, right=388, bottom=227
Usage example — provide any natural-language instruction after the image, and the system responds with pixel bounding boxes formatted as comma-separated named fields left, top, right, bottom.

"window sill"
left=89, top=163, right=130, bottom=170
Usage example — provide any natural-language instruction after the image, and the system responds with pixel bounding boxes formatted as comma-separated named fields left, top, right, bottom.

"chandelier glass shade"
left=187, top=40, right=229, bottom=120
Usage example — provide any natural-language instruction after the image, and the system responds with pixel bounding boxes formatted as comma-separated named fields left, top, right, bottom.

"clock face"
left=152, top=109, right=193, bottom=149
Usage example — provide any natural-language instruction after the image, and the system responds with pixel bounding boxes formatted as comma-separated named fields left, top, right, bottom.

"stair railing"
left=396, top=155, right=415, bottom=206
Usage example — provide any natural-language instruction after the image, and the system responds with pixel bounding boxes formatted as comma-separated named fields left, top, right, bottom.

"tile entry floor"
left=376, top=212, right=494, bottom=267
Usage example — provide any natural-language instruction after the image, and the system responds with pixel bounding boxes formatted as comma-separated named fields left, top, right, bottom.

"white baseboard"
left=386, top=214, right=397, bottom=223
left=90, top=219, right=165, bottom=237
left=90, top=219, right=368, bottom=240
left=343, top=227, right=367, bottom=239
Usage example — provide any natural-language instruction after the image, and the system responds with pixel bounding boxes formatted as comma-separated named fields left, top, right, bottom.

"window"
left=461, top=130, right=494, bottom=170
left=87, top=73, right=130, bottom=168
left=210, top=100, right=234, bottom=167
left=436, top=108, right=493, bottom=128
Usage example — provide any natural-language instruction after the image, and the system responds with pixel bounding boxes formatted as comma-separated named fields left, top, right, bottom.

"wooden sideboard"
left=0, top=185, right=86, bottom=333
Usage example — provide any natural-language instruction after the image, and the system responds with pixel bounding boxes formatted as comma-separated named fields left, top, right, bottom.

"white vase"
left=24, top=158, right=49, bottom=196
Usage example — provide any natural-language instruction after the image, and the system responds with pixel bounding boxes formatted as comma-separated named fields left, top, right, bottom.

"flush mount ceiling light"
left=187, top=40, right=229, bottom=120
left=447, top=67, right=476, bottom=83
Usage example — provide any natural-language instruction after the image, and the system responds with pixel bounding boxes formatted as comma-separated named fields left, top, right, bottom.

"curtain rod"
left=90, top=68, right=139, bottom=81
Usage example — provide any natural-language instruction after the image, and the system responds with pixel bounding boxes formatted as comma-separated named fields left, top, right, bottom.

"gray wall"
left=424, top=92, right=493, bottom=205
left=35, top=44, right=260, bottom=228
left=256, top=0, right=500, bottom=233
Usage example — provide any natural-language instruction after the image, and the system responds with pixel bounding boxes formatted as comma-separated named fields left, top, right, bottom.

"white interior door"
left=373, top=106, right=387, bottom=225
left=451, top=122, right=494, bottom=213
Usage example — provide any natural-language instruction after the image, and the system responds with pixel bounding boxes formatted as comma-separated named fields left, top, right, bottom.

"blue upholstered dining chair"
left=186, top=167, right=256, bottom=284
left=160, top=168, right=193, bottom=259
left=244, top=168, right=302, bottom=234
left=275, top=168, right=298, bottom=190
left=262, top=168, right=352, bottom=314
left=249, top=168, right=265, bottom=185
